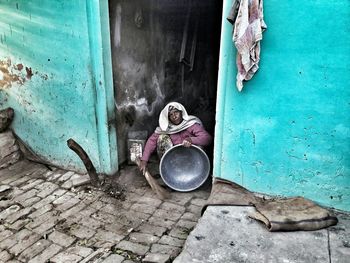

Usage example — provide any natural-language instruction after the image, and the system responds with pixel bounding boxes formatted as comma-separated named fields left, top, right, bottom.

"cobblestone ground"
left=0, top=159, right=211, bottom=263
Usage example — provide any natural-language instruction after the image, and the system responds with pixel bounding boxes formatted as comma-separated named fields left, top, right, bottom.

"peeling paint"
left=16, top=63, right=23, bottom=71
left=0, top=58, right=50, bottom=89
left=25, top=67, right=33, bottom=79
left=0, top=58, right=25, bottom=88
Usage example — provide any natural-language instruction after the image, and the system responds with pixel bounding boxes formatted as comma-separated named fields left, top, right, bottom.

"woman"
left=139, top=102, right=212, bottom=174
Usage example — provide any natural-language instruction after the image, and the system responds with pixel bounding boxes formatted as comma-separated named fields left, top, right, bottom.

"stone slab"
left=116, top=240, right=149, bottom=256
left=329, top=210, right=350, bottom=263
left=28, top=244, right=62, bottom=263
left=174, top=206, right=330, bottom=263
left=0, top=184, right=11, bottom=193
left=101, top=253, right=124, bottom=263
left=143, top=253, right=170, bottom=263
left=49, top=230, right=76, bottom=247
left=0, top=130, right=20, bottom=169
left=18, top=239, right=51, bottom=262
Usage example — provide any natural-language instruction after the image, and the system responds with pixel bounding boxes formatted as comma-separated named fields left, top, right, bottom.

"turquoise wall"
left=0, top=0, right=118, bottom=174
left=214, top=0, right=350, bottom=210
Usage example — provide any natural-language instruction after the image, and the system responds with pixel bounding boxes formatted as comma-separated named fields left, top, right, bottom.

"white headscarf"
left=155, top=102, right=202, bottom=135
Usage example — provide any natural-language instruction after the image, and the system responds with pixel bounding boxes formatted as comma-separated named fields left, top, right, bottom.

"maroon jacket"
left=141, top=123, right=212, bottom=162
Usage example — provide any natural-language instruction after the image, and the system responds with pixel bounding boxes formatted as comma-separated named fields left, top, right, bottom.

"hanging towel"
left=227, top=0, right=267, bottom=91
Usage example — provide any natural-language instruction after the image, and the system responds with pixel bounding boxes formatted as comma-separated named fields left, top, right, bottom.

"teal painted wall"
left=0, top=0, right=118, bottom=174
left=214, top=0, right=350, bottom=210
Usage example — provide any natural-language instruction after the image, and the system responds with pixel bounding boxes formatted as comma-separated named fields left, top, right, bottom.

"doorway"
left=109, top=0, right=222, bottom=165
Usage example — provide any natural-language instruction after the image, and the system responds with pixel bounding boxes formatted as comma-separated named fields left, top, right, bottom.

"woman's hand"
left=182, top=138, right=192, bottom=147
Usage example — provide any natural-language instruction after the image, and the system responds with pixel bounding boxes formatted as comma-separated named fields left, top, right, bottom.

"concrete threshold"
left=174, top=206, right=350, bottom=263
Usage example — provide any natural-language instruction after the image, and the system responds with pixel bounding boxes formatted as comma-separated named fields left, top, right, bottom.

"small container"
left=127, top=131, right=147, bottom=165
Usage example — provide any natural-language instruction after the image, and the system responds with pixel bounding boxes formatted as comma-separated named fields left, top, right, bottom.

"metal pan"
left=160, top=144, right=210, bottom=192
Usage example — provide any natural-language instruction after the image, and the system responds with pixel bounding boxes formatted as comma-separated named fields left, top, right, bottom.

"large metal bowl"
left=159, top=145, right=210, bottom=192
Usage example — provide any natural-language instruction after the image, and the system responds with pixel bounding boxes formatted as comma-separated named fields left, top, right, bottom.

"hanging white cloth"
left=227, top=0, right=267, bottom=91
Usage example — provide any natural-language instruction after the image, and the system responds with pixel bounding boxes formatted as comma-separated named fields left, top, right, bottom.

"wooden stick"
left=135, top=158, right=169, bottom=200
left=67, top=139, right=101, bottom=187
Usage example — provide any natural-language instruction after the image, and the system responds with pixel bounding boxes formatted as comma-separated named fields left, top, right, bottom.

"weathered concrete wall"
left=109, top=0, right=221, bottom=163
left=0, top=0, right=117, bottom=174
left=214, top=0, right=350, bottom=210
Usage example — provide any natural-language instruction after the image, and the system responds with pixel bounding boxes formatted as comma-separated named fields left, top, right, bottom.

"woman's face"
left=168, top=109, right=183, bottom=125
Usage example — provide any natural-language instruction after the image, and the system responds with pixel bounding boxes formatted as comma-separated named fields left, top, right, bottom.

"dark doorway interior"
left=109, top=0, right=222, bottom=165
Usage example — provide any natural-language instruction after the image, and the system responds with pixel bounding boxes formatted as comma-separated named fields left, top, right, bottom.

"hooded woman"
left=139, top=102, right=212, bottom=174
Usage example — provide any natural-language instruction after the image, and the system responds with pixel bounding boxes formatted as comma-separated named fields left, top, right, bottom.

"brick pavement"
left=0, top=159, right=211, bottom=263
